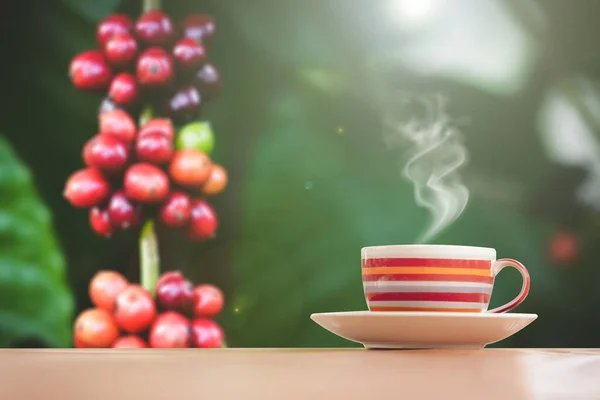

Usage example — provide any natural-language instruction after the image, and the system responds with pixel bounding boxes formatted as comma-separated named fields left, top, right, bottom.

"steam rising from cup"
left=382, top=94, right=469, bottom=243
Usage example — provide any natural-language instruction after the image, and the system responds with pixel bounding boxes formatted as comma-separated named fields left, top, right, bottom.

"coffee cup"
left=361, top=245, right=530, bottom=313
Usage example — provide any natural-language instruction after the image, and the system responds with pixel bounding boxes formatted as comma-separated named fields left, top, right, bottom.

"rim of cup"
left=361, top=244, right=497, bottom=260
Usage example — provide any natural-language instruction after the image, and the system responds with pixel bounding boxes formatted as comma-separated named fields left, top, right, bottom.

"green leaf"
left=62, top=0, right=121, bottom=22
left=0, top=135, right=74, bottom=347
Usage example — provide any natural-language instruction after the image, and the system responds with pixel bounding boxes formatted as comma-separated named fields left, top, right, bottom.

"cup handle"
left=486, top=258, right=531, bottom=313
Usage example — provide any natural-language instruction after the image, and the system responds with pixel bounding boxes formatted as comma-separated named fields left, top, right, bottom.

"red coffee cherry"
left=159, top=192, right=191, bottom=228
left=190, top=318, right=224, bottom=348
left=169, top=149, right=212, bottom=187
left=104, top=33, right=138, bottom=68
left=137, top=47, right=174, bottom=87
left=97, top=14, right=132, bottom=47
left=89, top=207, right=113, bottom=238
left=164, top=86, right=202, bottom=123
left=99, top=109, right=137, bottom=143
left=83, top=134, right=129, bottom=174
left=108, top=73, right=138, bottom=107
left=89, top=270, right=128, bottom=312
left=201, top=164, right=228, bottom=196
left=138, top=118, right=175, bottom=141
left=181, top=14, right=216, bottom=44
left=173, top=38, right=206, bottom=71
left=64, top=168, right=111, bottom=208
left=136, top=132, right=174, bottom=164
left=107, top=190, right=142, bottom=230
left=193, top=284, right=224, bottom=318
left=149, top=311, right=191, bottom=348
left=74, top=308, right=120, bottom=348
left=187, top=199, right=218, bottom=241
left=69, top=50, right=112, bottom=91
left=124, top=163, right=170, bottom=203
left=135, top=10, right=176, bottom=46
left=155, top=271, right=194, bottom=312
left=114, top=284, right=157, bottom=333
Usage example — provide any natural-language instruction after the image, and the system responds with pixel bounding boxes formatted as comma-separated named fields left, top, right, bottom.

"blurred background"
left=1, top=0, right=599, bottom=348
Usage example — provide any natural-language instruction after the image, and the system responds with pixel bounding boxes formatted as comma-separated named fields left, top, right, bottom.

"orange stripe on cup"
left=361, top=274, right=495, bottom=284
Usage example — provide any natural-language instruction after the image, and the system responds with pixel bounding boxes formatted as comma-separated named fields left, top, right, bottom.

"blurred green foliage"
left=0, top=136, right=73, bottom=347
left=1, top=0, right=600, bottom=348
left=62, top=0, right=121, bottom=22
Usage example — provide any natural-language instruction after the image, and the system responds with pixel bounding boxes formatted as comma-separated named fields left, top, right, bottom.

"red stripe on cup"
left=361, top=274, right=495, bottom=284
left=362, top=258, right=491, bottom=269
left=366, top=292, right=491, bottom=303
left=369, top=306, right=483, bottom=312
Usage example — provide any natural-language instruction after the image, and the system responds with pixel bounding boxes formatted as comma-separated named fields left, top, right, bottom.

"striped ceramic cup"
left=361, top=245, right=530, bottom=313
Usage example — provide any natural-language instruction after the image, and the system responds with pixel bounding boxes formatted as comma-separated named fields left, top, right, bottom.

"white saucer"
left=310, top=311, right=537, bottom=349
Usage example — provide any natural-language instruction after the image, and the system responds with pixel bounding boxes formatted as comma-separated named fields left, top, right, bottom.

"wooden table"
left=1, top=349, right=599, bottom=399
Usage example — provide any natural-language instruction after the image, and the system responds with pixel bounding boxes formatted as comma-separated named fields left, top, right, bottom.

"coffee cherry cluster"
left=64, top=114, right=225, bottom=239
left=65, top=10, right=227, bottom=239
left=74, top=270, right=225, bottom=348
left=69, top=11, right=219, bottom=122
